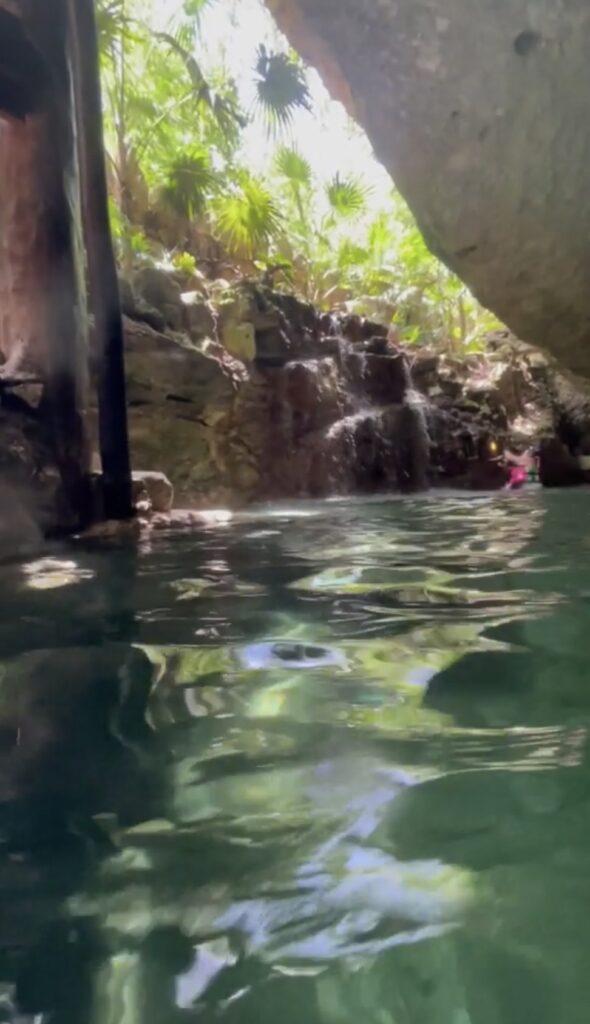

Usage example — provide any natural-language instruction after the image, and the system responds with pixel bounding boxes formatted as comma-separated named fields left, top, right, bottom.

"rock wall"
left=117, top=276, right=430, bottom=506
left=114, top=272, right=563, bottom=507
left=267, top=0, right=590, bottom=378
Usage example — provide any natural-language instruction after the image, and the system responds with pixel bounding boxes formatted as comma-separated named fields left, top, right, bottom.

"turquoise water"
left=1, top=489, right=590, bottom=1022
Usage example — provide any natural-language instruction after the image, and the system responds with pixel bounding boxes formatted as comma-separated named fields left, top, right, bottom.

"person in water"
left=504, top=448, right=539, bottom=489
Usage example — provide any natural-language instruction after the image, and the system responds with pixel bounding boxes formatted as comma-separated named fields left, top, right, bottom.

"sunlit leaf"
left=274, top=146, right=312, bottom=188
left=215, top=178, right=283, bottom=258
left=159, top=148, right=220, bottom=219
left=326, top=173, right=371, bottom=219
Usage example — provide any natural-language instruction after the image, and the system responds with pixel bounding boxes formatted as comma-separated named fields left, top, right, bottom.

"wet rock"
left=538, top=438, right=583, bottom=488
left=340, top=315, right=388, bottom=344
left=114, top=318, right=237, bottom=505
left=132, top=471, right=174, bottom=513
left=79, top=517, right=142, bottom=542
left=117, top=275, right=136, bottom=314
left=346, top=350, right=410, bottom=405
left=133, top=266, right=183, bottom=330
left=118, top=274, right=166, bottom=332
left=0, top=405, right=62, bottom=542
left=124, top=318, right=233, bottom=409
left=181, top=293, right=216, bottom=341
left=0, top=480, right=44, bottom=559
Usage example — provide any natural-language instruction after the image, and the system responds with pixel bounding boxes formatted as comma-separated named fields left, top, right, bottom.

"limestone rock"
left=121, top=318, right=237, bottom=504
left=268, top=0, right=590, bottom=376
left=118, top=274, right=166, bottom=333
left=133, top=266, right=183, bottom=330
left=132, top=470, right=174, bottom=513
left=124, top=317, right=234, bottom=410
left=539, top=438, right=583, bottom=488
left=181, top=293, right=216, bottom=341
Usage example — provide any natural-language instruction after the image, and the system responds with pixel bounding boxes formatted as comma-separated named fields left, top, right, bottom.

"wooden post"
left=0, top=0, right=93, bottom=527
left=67, top=0, right=133, bottom=520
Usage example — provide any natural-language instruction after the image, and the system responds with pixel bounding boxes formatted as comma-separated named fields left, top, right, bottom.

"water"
left=1, top=489, right=590, bottom=1022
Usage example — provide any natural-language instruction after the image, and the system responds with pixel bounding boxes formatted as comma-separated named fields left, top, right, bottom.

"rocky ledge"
left=117, top=270, right=590, bottom=505
left=2, top=267, right=590, bottom=544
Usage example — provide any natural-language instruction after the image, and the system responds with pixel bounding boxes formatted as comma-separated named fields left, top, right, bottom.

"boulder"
left=539, top=438, right=583, bottom=488
left=124, top=317, right=234, bottom=410
left=118, top=274, right=166, bottom=333
left=181, top=293, right=216, bottom=341
left=132, top=471, right=174, bottom=513
left=120, top=318, right=237, bottom=505
left=268, top=0, right=590, bottom=377
left=133, top=266, right=183, bottom=330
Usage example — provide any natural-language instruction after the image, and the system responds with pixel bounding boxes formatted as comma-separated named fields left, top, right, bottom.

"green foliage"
left=153, top=30, right=246, bottom=135
left=274, top=146, right=312, bottom=190
left=97, top=0, right=499, bottom=356
left=173, top=250, right=198, bottom=275
left=253, top=44, right=312, bottom=134
left=325, top=174, right=370, bottom=220
left=214, top=177, right=283, bottom=258
left=160, top=148, right=219, bottom=219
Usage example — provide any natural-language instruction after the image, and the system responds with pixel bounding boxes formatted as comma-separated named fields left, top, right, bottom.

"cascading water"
left=265, top=325, right=432, bottom=497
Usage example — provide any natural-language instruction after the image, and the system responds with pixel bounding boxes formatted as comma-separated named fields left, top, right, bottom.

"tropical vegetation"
left=97, top=0, right=500, bottom=351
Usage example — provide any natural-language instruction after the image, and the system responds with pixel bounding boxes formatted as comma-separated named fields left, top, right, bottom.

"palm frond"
left=253, top=44, right=312, bottom=134
left=96, top=0, right=134, bottom=61
left=159, top=149, right=220, bottom=219
left=337, top=241, right=370, bottom=272
left=215, top=178, right=283, bottom=258
left=274, top=145, right=312, bottom=188
left=182, top=0, right=216, bottom=25
left=326, top=173, right=371, bottom=219
left=154, top=31, right=247, bottom=133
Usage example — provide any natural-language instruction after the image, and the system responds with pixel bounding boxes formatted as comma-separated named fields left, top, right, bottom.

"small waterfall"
left=245, top=304, right=432, bottom=499
left=399, top=387, right=431, bottom=490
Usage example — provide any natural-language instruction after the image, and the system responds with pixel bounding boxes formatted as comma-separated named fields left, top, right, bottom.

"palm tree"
left=214, top=175, right=283, bottom=260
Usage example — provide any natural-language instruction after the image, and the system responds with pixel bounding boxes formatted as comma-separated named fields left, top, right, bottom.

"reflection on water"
left=2, top=490, right=590, bottom=1021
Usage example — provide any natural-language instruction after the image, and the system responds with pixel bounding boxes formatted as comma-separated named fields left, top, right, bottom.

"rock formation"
left=115, top=276, right=431, bottom=506
left=112, top=272, right=562, bottom=508
left=267, top=0, right=590, bottom=377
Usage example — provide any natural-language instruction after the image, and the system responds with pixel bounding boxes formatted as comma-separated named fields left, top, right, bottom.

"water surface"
left=1, top=489, right=590, bottom=1023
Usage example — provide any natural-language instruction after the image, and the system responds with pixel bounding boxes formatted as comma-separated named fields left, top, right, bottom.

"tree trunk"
left=0, top=0, right=92, bottom=527
left=67, top=0, right=133, bottom=520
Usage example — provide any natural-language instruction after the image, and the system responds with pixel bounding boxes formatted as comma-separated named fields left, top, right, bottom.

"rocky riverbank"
left=117, top=269, right=583, bottom=507
left=1, top=266, right=589, bottom=541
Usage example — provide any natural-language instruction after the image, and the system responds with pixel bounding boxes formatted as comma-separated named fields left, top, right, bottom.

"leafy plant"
left=96, top=0, right=498, bottom=355
left=326, top=174, right=370, bottom=220
left=173, top=250, right=198, bottom=275
left=159, top=149, right=220, bottom=220
left=215, top=177, right=283, bottom=258
left=253, top=44, right=312, bottom=133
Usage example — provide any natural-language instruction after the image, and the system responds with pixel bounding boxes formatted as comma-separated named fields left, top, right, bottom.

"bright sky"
left=193, top=0, right=393, bottom=206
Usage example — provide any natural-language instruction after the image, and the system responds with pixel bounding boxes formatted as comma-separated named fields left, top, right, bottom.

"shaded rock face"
left=119, top=278, right=590, bottom=506
left=268, top=0, right=590, bottom=377
left=120, top=283, right=430, bottom=506
left=0, top=392, right=74, bottom=549
left=411, top=334, right=555, bottom=489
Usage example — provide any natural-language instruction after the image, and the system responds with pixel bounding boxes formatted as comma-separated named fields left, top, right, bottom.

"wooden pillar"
left=67, top=0, right=133, bottom=520
left=0, top=0, right=92, bottom=527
